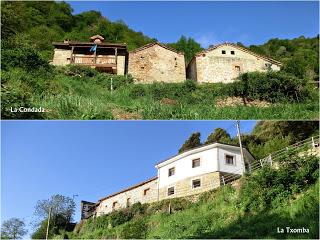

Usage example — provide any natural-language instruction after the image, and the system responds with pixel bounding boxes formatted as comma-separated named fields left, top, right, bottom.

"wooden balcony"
left=71, top=55, right=117, bottom=68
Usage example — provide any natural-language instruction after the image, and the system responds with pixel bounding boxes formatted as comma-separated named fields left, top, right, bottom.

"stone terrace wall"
left=188, top=45, right=280, bottom=83
left=158, top=171, right=221, bottom=200
left=128, top=44, right=186, bottom=83
left=95, top=178, right=158, bottom=216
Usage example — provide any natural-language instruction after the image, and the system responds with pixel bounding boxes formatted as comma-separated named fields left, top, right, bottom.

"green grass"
left=2, top=67, right=319, bottom=120
left=52, top=152, right=319, bottom=239
left=63, top=182, right=319, bottom=239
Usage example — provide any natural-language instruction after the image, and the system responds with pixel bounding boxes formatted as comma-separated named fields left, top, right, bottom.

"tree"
left=179, top=132, right=201, bottom=153
left=32, top=194, right=76, bottom=239
left=1, top=218, right=27, bottom=239
left=205, top=128, right=232, bottom=145
left=169, top=36, right=203, bottom=64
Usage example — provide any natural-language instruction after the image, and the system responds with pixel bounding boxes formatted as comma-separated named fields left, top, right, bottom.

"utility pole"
left=236, top=120, right=245, bottom=175
left=45, top=206, right=52, bottom=240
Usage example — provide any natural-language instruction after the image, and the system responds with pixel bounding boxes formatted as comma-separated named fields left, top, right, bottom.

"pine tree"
left=178, top=132, right=201, bottom=153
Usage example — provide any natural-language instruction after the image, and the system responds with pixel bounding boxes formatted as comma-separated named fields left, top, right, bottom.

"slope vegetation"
left=58, top=152, right=319, bottom=239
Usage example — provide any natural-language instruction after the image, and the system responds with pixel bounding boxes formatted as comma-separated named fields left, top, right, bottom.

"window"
left=225, top=155, right=234, bottom=165
left=112, top=201, right=118, bottom=210
left=143, top=188, right=150, bottom=196
left=126, top=198, right=131, bottom=207
left=168, top=167, right=175, bottom=177
left=231, top=51, right=235, bottom=55
left=235, top=65, right=241, bottom=75
left=222, top=50, right=226, bottom=54
left=192, top=179, right=201, bottom=188
left=167, top=187, right=175, bottom=196
left=192, top=158, right=200, bottom=168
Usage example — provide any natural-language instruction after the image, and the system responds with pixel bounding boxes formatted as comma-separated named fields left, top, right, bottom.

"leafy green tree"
left=169, top=36, right=203, bottom=64
left=205, top=128, right=232, bottom=145
left=1, top=218, right=27, bottom=239
left=179, top=132, right=201, bottom=153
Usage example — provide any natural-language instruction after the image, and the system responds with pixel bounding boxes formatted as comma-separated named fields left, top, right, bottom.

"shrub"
left=1, top=85, right=43, bottom=119
left=119, top=220, right=147, bottom=238
left=109, top=209, right=133, bottom=227
left=129, top=84, right=147, bottom=98
left=238, top=152, right=319, bottom=212
left=228, top=71, right=310, bottom=103
left=2, top=46, right=51, bottom=71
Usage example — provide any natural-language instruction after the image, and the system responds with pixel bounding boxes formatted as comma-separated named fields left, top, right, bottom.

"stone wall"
left=158, top=171, right=221, bottom=200
left=128, top=44, right=186, bottom=83
left=117, top=55, right=126, bottom=75
left=52, top=49, right=72, bottom=66
left=95, top=178, right=158, bottom=216
left=187, top=45, right=281, bottom=83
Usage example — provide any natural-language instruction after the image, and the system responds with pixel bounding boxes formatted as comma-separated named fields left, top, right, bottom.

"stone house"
left=187, top=43, right=282, bottom=83
left=128, top=42, right=186, bottom=83
left=52, top=35, right=127, bottom=75
left=82, top=142, right=254, bottom=219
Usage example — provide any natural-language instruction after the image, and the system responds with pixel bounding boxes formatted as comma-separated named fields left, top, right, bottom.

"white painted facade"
left=155, top=143, right=254, bottom=189
left=88, top=143, right=255, bottom=217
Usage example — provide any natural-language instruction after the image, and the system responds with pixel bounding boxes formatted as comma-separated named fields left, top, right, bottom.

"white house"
left=84, top=142, right=255, bottom=218
left=155, top=143, right=254, bottom=200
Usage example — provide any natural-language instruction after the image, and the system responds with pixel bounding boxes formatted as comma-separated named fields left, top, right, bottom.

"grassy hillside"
left=2, top=66, right=319, bottom=120
left=1, top=2, right=319, bottom=120
left=56, top=152, right=319, bottom=239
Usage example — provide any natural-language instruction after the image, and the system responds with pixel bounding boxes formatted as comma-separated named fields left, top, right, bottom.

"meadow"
left=2, top=66, right=318, bottom=120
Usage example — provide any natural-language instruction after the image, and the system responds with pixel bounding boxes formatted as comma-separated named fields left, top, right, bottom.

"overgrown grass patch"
left=2, top=66, right=318, bottom=120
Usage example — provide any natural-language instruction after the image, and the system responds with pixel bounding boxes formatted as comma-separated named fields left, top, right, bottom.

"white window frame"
left=168, top=167, right=175, bottom=177
left=167, top=186, right=175, bottom=196
left=190, top=177, right=202, bottom=189
left=225, top=153, right=236, bottom=166
left=192, top=158, right=201, bottom=168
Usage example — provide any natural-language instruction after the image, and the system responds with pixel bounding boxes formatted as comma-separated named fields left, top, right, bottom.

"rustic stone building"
left=187, top=43, right=282, bottom=83
left=82, top=142, right=254, bottom=219
left=128, top=42, right=186, bottom=83
left=52, top=35, right=127, bottom=75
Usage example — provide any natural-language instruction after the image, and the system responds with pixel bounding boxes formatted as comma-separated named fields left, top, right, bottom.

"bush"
left=1, top=85, right=43, bottom=119
left=128, top=84, right=147, bottom=98
left=228, top=71, right=310, bottom=103
left=109, top=209, right=133, bottom=227
left=119, top=220, right=147, bottom=239
left=2, top=46, right=51, bottom=71
left=238, top=152, right=319, bottom=212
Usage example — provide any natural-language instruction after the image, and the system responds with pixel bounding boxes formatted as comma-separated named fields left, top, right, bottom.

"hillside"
left=1, top=1, right=319, bottom=120
left=55, top=150, right=319, bottom=239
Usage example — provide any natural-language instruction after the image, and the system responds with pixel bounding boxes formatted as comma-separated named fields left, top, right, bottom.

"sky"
left=67, top=1, right=319, bottom=47
left=1, top=120, right=256, bottom=235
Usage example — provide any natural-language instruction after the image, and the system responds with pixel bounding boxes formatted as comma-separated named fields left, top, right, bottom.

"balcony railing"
left=71, top=55, right=116, bottom=66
